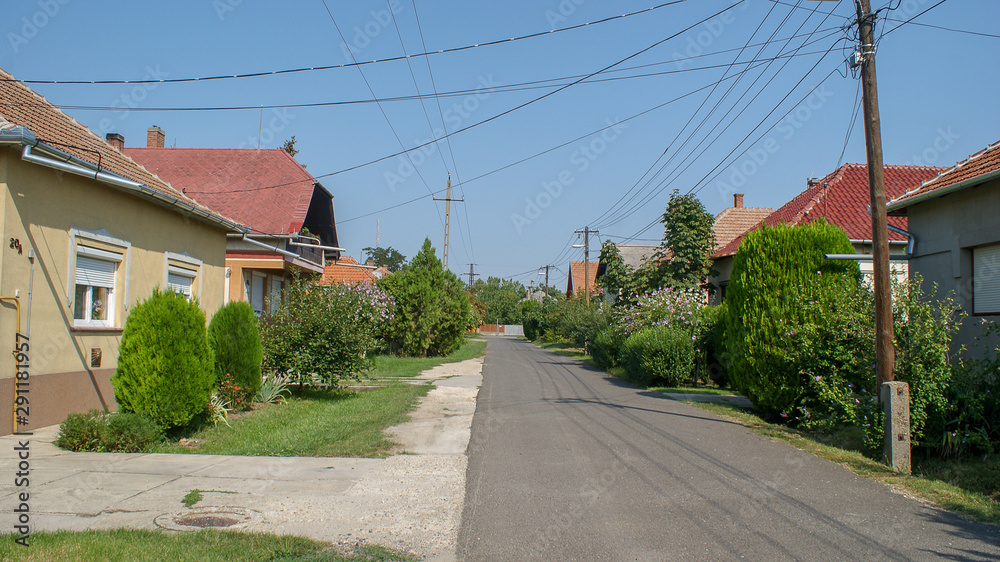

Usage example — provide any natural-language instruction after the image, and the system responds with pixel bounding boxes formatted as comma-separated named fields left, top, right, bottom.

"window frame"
left=163, top=252, right=202, bottom=301
left=972, top=243, right=1000, bottom=316
left=69, top=229, right=129, bottom=330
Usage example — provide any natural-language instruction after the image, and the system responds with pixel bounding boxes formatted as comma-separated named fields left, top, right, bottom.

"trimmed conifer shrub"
left=720, top=220, right=860, bottom=416
left=208, top=301, right=262, bottom=406
left=111, top=289, right=215, bottom=428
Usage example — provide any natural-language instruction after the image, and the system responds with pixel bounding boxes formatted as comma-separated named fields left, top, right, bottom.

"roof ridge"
left=907, top=139, right=1000, bottom=194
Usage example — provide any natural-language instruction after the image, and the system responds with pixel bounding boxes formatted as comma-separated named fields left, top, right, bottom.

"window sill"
left=70, top=326, right=123, bottom=334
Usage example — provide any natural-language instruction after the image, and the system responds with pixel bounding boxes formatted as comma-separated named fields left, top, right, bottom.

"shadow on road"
left=545, top=396, right=741, bottom=427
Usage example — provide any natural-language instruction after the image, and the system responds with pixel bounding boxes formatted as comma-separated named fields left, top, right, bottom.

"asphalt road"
left=457, top=337, right=1000, bottom=561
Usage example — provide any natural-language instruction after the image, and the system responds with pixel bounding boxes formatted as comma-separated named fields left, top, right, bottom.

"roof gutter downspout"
left=17, top=143, right=246, bottom=234
left=226, top=233, right=300, bottom=259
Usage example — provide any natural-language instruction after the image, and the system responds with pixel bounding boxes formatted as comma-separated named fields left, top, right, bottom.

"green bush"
left=261, top=276, right=395, bottom=387
left=693, top=304, right=725, bottom=386
left=111, top=289, right=215, bottom=428
left=379, top=239, right=470, bottom=357
left=590, top=326, right=625, bottom=370
left=543, top=297, right=607, bottom=348
left=55, top=410, right=163, bottom=453
left=208, top=301, right=262, bottom=405
left=621, top=326, right=695, bottom=386
left=720, top=220, right=860, bottom=416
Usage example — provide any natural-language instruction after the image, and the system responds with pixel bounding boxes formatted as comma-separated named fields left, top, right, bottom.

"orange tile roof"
left=712, top=205, right=773, bottom=253
left=321, top=256, right=378, bottom=285
left=0, top=67, right=240, bottom=230
left=712, top=163, right=945, bottom=258
left=127, top=147, right=320, bottom=236
left=566, top=261, right=602, bottom=298
left=889, top=139, right=1000, bottom=210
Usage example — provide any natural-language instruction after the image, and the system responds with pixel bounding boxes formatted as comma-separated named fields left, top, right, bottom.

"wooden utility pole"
left=574, top=227, right=599, bottom=304
left=856, top=0, right=894, bottom=388
left=433, top=174, right=464, bottom=271
left=539, top=265, right=552, bottom=298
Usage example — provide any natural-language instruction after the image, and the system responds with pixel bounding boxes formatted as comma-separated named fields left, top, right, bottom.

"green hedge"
left=111, top=289, right=214, bottom=428
left=621, top=326, right=695, bottom=386
left=720, top=220, right=859, bottom=416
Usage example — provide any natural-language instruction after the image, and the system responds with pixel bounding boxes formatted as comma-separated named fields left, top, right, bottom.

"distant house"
left=126, top=130, right=341, bottom=314
left=566, top=260, right=602, bottom=299
left=0, top=68, right=243, bottom=433
left=710, top=164, right=945, bottom=302
left=321, top=256, right=380, bottom=285
left=707, top=193, right=773, bottom=304
left=887, top=139, right=1000, bottom=353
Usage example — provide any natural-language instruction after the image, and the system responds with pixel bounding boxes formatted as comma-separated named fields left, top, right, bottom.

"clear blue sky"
left=4, top=0, right=998, bottom=290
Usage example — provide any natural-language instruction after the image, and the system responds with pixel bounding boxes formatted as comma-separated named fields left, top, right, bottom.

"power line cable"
left=8, top=1, right=694, bottom=85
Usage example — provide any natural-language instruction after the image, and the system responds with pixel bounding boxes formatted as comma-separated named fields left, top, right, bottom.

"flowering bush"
left=611, top=287, right=704, bottom=339
left=216, top=372, right=253, bottom=412
left=261, top=275, right=395, bottom=388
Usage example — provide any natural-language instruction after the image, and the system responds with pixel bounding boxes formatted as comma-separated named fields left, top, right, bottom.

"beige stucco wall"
left=0, top=151, right=229, bottom=433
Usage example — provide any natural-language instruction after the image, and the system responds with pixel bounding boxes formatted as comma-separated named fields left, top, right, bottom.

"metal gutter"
left=828, top=225, right=915, bottom=262
left=887, top=168, right=1000, bottom=213
left=287, top=240, right=346, bottom=253
left=226, top=233, right=300, bottom=259
left=0, top=127, right=246, bottom=234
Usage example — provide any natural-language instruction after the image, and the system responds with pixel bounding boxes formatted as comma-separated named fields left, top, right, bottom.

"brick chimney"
left=147, top=126, right=165, bottom=148
left=734, top=193, right=744, bottom=208
left=105, top=133, right=125, bottom=151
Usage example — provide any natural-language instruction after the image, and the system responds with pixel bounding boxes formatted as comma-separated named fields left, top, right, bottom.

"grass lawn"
left=0, top=529, right=417, bottom=561
left=687, top=401, right=1000, bottom=526
left=152, top=338, right=486, bottom=457
left=648, top=386, right=737, bottom=396
left=534, top=340, right=592, bottom=364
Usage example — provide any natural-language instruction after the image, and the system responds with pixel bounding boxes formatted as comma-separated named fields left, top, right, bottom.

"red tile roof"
left=321, top=256, right=378, bottom=285
left=126, top=147, right=318, bottom=236
left=889, top=140, right=1000, bottom=210
left=712, top=205, right=773, bottom=253
left=712, top=163, right=945, bottom=257
left=566, top=261, right=602, bottom=298
left=0, top=67, right=239, bottom=230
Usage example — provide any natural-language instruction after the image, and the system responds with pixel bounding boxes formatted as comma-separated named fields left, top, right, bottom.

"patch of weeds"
left=182, top=490, right=203, bottom=508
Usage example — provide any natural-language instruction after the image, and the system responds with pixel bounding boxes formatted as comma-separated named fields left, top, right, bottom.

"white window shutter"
left=76, top=255, right=116, bottom=288
left=974, top=244, right=1000, bottom=314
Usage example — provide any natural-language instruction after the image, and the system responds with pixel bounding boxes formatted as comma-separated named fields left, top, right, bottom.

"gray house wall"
left=905, top=177, right=1000, bottom=355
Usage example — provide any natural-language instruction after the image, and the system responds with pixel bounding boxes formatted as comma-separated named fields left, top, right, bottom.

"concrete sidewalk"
left=0, top=356, right=484, bottom=560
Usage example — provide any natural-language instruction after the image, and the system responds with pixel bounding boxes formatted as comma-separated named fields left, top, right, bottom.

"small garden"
left=55, top=238, right=478, bottom=457
left=523, top=191, right=999, bottom=523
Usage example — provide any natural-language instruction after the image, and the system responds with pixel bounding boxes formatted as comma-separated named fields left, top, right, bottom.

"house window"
left=268, top=276, right=283, bottom=313
left=74, top=246, right=121, bottom=327
left=973, top=244, right=1000, bottom=315
left=167, top=265, right=197, bottom=299
left=246, top=271, right=266, bottom=315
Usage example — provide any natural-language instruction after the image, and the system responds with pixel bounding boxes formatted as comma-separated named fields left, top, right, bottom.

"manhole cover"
left=154, top=507, right=261, bottom=532
left=173, top=514, right=239, bottom=528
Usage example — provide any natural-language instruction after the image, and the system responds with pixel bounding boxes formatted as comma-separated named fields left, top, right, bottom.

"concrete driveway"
left=0, top=356, right=483, bottom=561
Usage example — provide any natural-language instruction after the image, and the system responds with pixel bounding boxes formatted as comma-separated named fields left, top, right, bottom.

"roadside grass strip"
left=0, top=529, right=418, bottom=561
left=153, top=338, right=486, bottom=457
left=686, top=401, right=1000, bottom=526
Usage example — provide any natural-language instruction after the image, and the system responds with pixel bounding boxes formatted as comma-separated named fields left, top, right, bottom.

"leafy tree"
left=363, top=246, right=407, bottom=272
left=648, top=190, right=715, bottom=290
left=208, top=301, right=262, bottom=410
left=281, top=136, right=299, bottom=157
left=473, top=276, right=526, bottom=325
left=597, top=241, right=638, bottom=306
left=379, top=239, right=470, bottom=357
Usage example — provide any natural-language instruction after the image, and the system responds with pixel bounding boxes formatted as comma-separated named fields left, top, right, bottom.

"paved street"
left=458, top=338, right=1000, bottom=561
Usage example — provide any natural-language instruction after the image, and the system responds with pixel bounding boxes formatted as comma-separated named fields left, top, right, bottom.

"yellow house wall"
left=0, top=151, right=229, bottom=433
